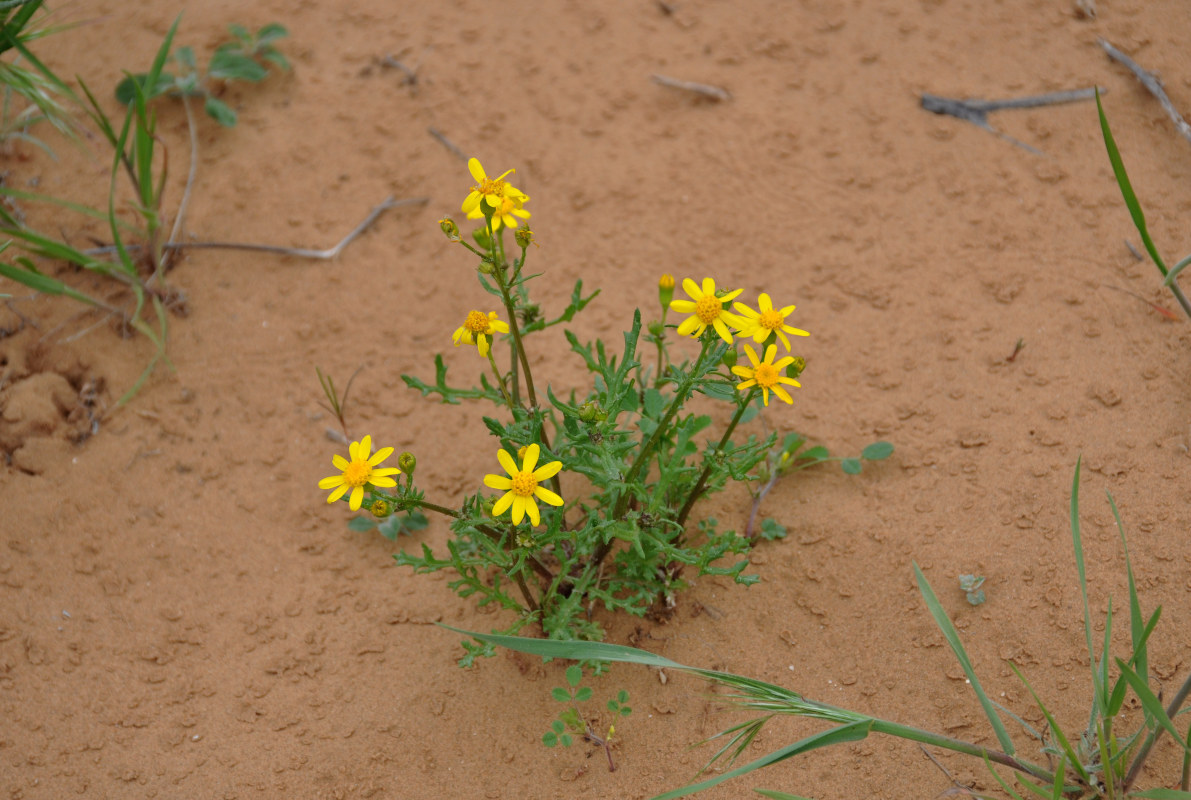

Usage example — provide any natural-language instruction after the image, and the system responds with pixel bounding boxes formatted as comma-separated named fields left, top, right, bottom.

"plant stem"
left=485, top=349, right=515, bottom=410
left=1123, top=667, right=1191, bottom=789
left=617, top=337, right=714, bottom=512
left=1170, top=280, right=1191, bottom=321
left=675, top=387, right=757, bottom=533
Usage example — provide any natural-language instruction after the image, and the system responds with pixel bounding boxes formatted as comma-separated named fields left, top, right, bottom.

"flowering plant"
left=319, top=158, right=888, bottom=661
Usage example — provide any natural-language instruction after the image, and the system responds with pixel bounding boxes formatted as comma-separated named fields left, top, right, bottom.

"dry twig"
left=651, top=73, right=730, bottom=102
left=1099, top=38, right=1191, bottom=146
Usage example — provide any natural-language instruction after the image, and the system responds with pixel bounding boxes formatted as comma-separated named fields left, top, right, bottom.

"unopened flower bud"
left=398, top=451, right=416, bottom=475
left=478, top=259, right=496, bottom=275
left=721, top=348, right=738, bottom=368
left=578, top=401, right=606, bottom=423
left=369, top=499, right=392, bottom=518
left=438, top=218, right=460, bottom=241
left=514, top=225, right=535, bottom=249
left=648, top=321, right=664, bottom=338
left=515, top=532, right=534, bottom=548
left=658, top=274, right=675, bottom=309
left=473, top=227, right=492, bottom=250
left=786, top=356, right=806, bottom=380
left=482, top=496, right=497, bottom=517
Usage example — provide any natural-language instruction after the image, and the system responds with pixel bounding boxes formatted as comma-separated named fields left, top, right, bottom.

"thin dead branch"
left=1099, top=38, right=1191, bottom=146
left=921, top=87, right=1103, bottom=154
left=651, top=73, right=730, bottom=102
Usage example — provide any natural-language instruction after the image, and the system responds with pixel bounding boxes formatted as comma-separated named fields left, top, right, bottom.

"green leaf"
left=1095, top=89, right=1167, bottom=276
left=759, top=518, right=787, bottom=541
left=799, top=445, right=828, bottom=462
left=651, top=720, right=873, bottom=800
left=574, top=687, right=593, bottom=702
left=565, top=664, right=583, bottom=688
left=208, top=49, right=268, bottom=82
left=861, top=441, right=893, bottom=460
left=204, top=95, right=237, bottom=127
left=542, top=731, right=557, bottom=747
left=914, top=563, right=1015, bottom=754
left=256, top=23, right=289, bottom=45
left=347, top=516, right=376, bottom=532
left=550, top=687, right=570, bottom=703
left=115, top=72, right=176, bottom=105
left=840, top=458, right=861, bottom=475
left=1115, top=658, right=1189, bottom=753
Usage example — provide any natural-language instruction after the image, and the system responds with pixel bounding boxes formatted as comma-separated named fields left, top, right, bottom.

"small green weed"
left=543, top=664, right=631, bottom=772
left=115, top=22, right=289, bottom=126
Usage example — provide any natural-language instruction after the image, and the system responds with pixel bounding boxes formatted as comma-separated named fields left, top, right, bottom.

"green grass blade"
left=1069, top=458, right=1105, bottom=709
left=1050, top=757, right=1066, bottom=800
left=650, top=720, right=873, bottom=800
left=1110, top=492, right=1149, bottom=688
left=0, top=261, right=101, bottom=306
left=753, top=791, right=814, bottom=800
left=982, top=753, right=1027, bottom=800
left=914, top=562, right=1015, bottom=754
left=1007, top=663, right=1090, bottom=782
left=1130, top=791, right=1191, bottom=799
left=1095, top=88, right=1167, bottom=276
left=1115, top=659, right=1189, bottom=752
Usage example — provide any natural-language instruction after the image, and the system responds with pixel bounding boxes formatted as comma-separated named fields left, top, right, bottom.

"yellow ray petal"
left=532, top=460, right=562, bottom=482
left=534, top=486, right=564, bottom=507
left=522, top=444, right=540, bottom=474
left=493, top=490, right=515, bottom=516
left=468, top=157, right=486, bottom=183
left=485, top=474, right=513, bottom=490
left=497, top=449, right=518, bottom=477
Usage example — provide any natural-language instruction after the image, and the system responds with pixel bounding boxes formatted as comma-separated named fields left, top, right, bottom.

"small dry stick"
left=428, top=127, right=467, bottom=162
left=651, top=73, right=730, bottom=102
left=87, top=196, right=427, bottom=261
left=381, top=53, right=420, bottom=87
left=1099, top=38, right=1191, bottom=146
left=921, top=87, right=1104, bottom=154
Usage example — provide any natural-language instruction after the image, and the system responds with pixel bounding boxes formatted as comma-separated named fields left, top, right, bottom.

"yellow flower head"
left=669, top=277, right=745, bottom=344
left=461, top=157, right=528, bottom=216
left=658, top=273, right=675, bottom=290
left=658, top=273, right=675, bottom=308
left=732, top=293, right=810, bottom=350
left=483, top=443, right=564, bottom=527
left=466, top=191, right=530, bottom=231
left=731, top=344, right=801, bottom=406
left=319, top=435, right=401, bottom=511
left=452, top=310, right=510, bottom=358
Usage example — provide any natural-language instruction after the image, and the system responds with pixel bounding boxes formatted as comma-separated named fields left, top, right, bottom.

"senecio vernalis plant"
left=319, top=157, right=816, bottom=659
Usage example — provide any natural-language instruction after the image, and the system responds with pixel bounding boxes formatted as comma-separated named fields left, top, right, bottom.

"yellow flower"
left=319, top=435, right=401, bottom=511
left=461, top=157, right=528, bottom=216
left=466, top=192, right=531, bottom=231
left=483, top=443, right=564, bottom=527
left=731, top=344, right=801, bottom=406
left=452, top=310, right=510, bottom=358
left=732, top=293, right=809, bottom=350
left=669, top=277, right=744, bottom=343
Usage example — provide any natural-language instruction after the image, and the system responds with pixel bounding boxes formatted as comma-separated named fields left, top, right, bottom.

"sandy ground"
left=2, top=0, right=1190, bottom=798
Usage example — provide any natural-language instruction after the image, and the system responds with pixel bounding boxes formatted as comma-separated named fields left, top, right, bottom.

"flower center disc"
left=758, top=309, right=783, bottom=331
left=511, top=471, right=538, bottom=497
left=479, top=178, right=506, bottom=197
left=344, top=460, right=371, bottom=487
left=465, top=310, right=490, bottom=334
left=695, top=295, right=722, bottom=324
left=754, top=363, right=779, bottom=388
